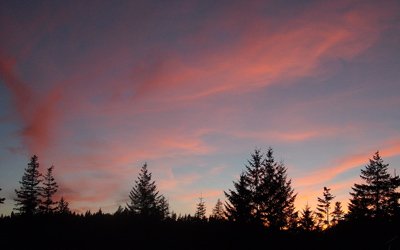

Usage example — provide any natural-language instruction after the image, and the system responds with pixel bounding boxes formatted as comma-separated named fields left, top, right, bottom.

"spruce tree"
left=0, top=188, right=4, bottom=204
left=224, top=173, right=253, bottom=223
left=195, top=196, right=206, bottom=220
left=316, top=187, right=335, bottom=229
left=260, top=148, right=297, bottom=230
left=348, top=151, right=400, bottom=219
left=225, top=147, right=297, bottom=229
left=40, top=165, right=58, bottom=214
left=14, top=155, right=42, bottom=215
left=299, top=204, right=316, bottom=232
left=57, top=196, right=70, bottom=214
left=245, top=149, right=264, bottom=222
left=211, top=198, right=225, bottom=220
left=127, top=163, right=168, bottom=218
left=331, top=201, right=344, bottom=225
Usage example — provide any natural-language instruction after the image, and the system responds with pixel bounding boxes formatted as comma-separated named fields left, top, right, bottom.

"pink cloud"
left=295, top=139, right=400, bottom=188
left=0, top=55, right=63, bottom=155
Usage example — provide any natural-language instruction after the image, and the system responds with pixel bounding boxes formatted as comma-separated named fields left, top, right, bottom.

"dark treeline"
left=0, top=148, right=399, bottom=249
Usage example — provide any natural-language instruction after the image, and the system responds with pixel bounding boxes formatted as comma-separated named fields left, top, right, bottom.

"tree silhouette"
left=225, top=173, right=253, bottom=223
left=210, top=198, right=225, bottom=220
left=0, top=188, right=4, bottom=204
left=348, top=151, right=400, bottom=219
left=225, top=148, right=297, bottom=229
left=245, top=149, right=264, bottom=222
left=40, top=165, right=59, bottom=214
left=299, top=204, right=316, bottom=232
left=316, top=187, right=335, bottom=229
left=260, top=148, right=297, bottom=230
left=157, top=195, right=170, bottom=219
left=14, top=155, right=42, bottom=215
left=127, top=163, right=168, bottom=218
left=57, top=196, right=70, bottom=214
left=195, top=196, right=206, bottom=220
left=331, top=201, right=344, bottom=225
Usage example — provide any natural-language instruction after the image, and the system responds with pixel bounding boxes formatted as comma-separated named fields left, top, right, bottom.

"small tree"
left=299, top=204, right=316, bottom=232
left=331, top=201, right=344, bottom=225
left=195, top=196, right=207, bottom=220
left=40, top=166, right=59, bottom=214
left=127, top=163, right=168, bottom=218
left=57, top=196, right=70, bottom=215
left=210, top=198, right=225, bottom=220
left=14, top=155, right=42, bottom=215
left=316, top=187, right=335, bottom=229
left=0, top=188, right=5, bottom=204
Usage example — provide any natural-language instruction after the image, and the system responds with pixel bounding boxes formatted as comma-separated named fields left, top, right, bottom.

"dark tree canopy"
left=40, top=165, right=59, bottom=214
left=127, top=163, right=169, bottom=219
left=299, top=204, right=316, bottom=232
left=331, top=201, right=344, bottom=225
left=224, top=173, right=253, bottom=223
left=57, top=196, right=70, bottom=215
left=14, top=155, right=42, bottom=215
left=225, top=148, right=297, bottom=229
left=316, top=187, right=335, bottom=229
left=348, top=151, right=400, bottom=219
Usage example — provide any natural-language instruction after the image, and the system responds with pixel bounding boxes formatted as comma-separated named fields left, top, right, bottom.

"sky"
left=0, top=0, right=400, bottom=216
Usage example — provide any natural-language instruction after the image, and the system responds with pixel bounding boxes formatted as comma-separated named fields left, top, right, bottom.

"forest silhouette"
left=0, top=148, right=399, bottom=250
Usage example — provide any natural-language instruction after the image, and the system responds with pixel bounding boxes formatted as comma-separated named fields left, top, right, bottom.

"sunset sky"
left=0, top=0, right=400, bottom=216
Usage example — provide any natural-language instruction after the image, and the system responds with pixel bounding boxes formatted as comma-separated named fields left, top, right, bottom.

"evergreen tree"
left=388, top=171, right=400, bottom=217
left=259, top=148, right=297, bottom=230
left=348, top=151, right=400, bottom=219
left=316, top=187, right=335, bottom=229
left=210, top=198, right=225, bottom=220
left=40, top=165, right=58, bottom=214
left=14, top=155, right=42, bottom=215
left=0, top=188, right=4, bottom=204
left=299, top=204, right=316, bottom=232
left=194, top=196, right=206, bottom=220
left=331, top=201, right=344, bottom=225
left=57, top=196, right=70, bottom=215
left=157, top=195, right=170, bottom=219
left=127, top=163, right=168, bottom=218
left=245, top=149, right=264, bottom=222
left=224, top=173, right=253, bottom=223
left=225, top=147, right=297, bottom=229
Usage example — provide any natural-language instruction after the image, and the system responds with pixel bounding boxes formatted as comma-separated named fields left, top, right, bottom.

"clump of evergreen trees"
left=0, top=150, right=399, bottom=231
left=0, top=149, right=399, bottom=249
left=224, top=148, right=297, bottom=230
left=13, top=155, right=69, bottom=215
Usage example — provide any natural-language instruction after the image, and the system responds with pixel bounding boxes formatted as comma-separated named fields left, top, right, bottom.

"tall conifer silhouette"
left=127, top=163, right=169, bottom=218
left=224, top=173, right=253, bottom=223
left=14, top=155, right=42, bottom=215
left=348, top=151, right=400, bottom=219
left=40, top=165, right=59, bottom=213
left=195, top=196, right=207, bottom=220
left=316, top=187, right=335, bottom=229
